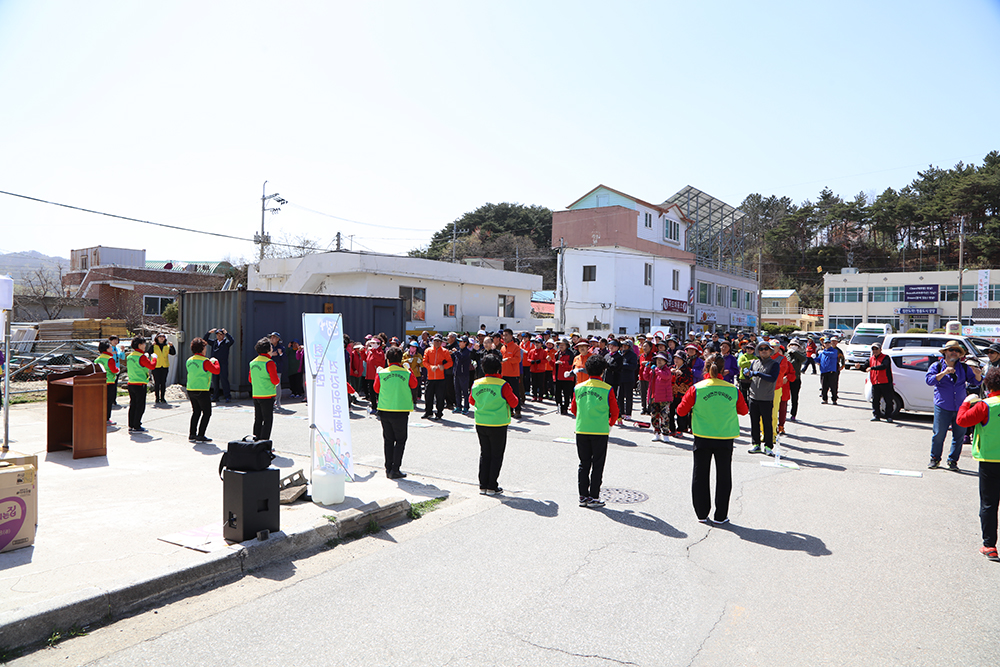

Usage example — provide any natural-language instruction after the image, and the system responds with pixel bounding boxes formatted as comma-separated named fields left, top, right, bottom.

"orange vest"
left=422, top=347, right=453, bottom=381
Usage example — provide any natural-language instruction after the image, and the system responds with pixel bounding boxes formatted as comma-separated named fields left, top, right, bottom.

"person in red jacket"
left=646, top=353, right=674, bottom=442
left=527, top=337, right=549, bottom=402
left=364, top=339, right=387, bottom=415
left=553, top=338, right=575, bottom=415
left=638, top=341, right=655, bottom=416
left=349, top=342, right=365, bottom=394
left=773, top=346, right=796, bottom=435
left=861, top=341, right=894, bottom=423
left=544, top=339, right=557, bottom=401
left=956, top=368, right=1000, bottom=561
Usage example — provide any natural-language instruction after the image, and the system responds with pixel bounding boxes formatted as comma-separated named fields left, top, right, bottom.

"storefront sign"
left=904, top=284, right=938, bottom=302
left=963, top=324, right=1000, bottom=340
left=730, top=312, right=750, bottom=326
left=978, top=269, right=991, bottom=309
left=897, top=307, right=938, bottom=315
left=697, top=310, right=717, bottom=324
left=662, top=298, right=688, bottom=313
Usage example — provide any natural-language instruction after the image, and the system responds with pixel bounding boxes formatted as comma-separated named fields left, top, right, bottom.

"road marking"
left=762, top=460, right=801, bottom=470
left=553, top=437, right=575, bottom=444
left=879, top=468, right=923, bottom=478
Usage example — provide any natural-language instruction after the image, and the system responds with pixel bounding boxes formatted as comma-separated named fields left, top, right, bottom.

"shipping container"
left=178, top=290, right=404, bottom=395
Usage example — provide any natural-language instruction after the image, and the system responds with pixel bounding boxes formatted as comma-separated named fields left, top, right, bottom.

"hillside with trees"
left=740, top=151, right=1000, bottom=308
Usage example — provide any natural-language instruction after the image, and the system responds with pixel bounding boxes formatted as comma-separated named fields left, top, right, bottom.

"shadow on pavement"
left=44, top=452, right=110, bottom=469
left=250, top=558, right=297, bottom=582
left=501, top=497, right=559, bottom=518
left=719, top=524, right=832, bottom=556
left=272, top=455, right=297, bottom=468
left=779, top=441, right=848, bottom=457
left=784, top=434, right=845, bottom=448
left=776, top=456, right=846, bottom=472
left=598, top=508, right=687, bottom=538
left=805, top=423, right=855, bottom=434
left=609, top=437, right=637, bottom=448
left=193, top=442, right=223, bottom=456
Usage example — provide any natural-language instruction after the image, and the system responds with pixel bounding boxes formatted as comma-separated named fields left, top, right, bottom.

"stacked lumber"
left=100, top=319, right=129, bottom=339
left=36, top=319, right=103, bottom=353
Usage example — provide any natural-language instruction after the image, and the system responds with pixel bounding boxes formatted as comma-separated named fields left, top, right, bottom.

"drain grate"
left=599, top=488, right=649, bottom=504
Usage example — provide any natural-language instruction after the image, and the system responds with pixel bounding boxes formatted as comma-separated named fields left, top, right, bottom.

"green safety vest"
left=471, top=377, right=511, bottom=427
left=95, top=353, right=116, bottom=384
left=376, top=365, right=414, bottom=412
left=127, top=352, right=149, bottom=385
left=186, top=355, right=212, bottom=392
left=249, top=355, right=276, bottom=398
left=574, top=379, right=612, bottom=435
left=690, top=378, right=740, bottom=439
left=972, top=396, right=1000, bottom=463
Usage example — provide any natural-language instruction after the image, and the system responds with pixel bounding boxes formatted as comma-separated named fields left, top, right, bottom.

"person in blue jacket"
left=205, top=327, right=234, bottom=403
left=451, top=335, right=472, bottom=414
left=925, top=340, right=982, bottom=470
left=818, top=338, right=842, bottom=404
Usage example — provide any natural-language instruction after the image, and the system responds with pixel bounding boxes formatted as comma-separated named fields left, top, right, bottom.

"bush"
left=931, top=328, right=945, bottom=333
left=906, top=327, right=927, bottom=334
left=162, top=301, right=179, bottom=326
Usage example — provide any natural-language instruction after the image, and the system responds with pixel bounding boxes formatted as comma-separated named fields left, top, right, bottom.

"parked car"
left=863, top=347, right=943, bottom=417
left=843, top=323, right=893, bottom=370
left=881, top=333, right=985, bottom=361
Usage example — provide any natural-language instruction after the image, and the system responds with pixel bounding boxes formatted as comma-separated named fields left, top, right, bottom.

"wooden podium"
left=47, top=366, right=107, bottom=459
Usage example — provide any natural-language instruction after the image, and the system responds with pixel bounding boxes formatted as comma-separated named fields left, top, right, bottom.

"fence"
left=4, top=338, right=104, bottom=395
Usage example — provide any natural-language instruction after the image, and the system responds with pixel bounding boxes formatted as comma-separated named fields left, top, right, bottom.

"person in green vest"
left=957, top=367, right=1000, bottom=561
left=570, top=354, right=620, bottom=508
left=126, top=336, right=156, bottom=433
left=676, top=353, right=750, bottom=525
left=95, top=341, right=120, bottom=426
left=186, top=337, right=221, bottom=444
left=374, top=346, right=418, bottom=479
left=248, top=338, right=280, bottom=441
left=469, top=354, right=519, bottom=495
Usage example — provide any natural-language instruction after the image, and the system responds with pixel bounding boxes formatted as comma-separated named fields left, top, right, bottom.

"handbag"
left=218, top=436, right=275, bottom=479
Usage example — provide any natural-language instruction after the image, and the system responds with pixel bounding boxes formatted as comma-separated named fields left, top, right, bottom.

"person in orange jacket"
left=571, top=339, right=592, bottom=384
left=527, top=337, right=549, bottom=402
left=544, top=338, right=557, bottom=401
left=501, top=329, right=524, bottom=419
left=364, top=339, right=387, bottom=415
left=421, top=334, right=453, bottom=420
left=520, top=331, right=533, bottom=394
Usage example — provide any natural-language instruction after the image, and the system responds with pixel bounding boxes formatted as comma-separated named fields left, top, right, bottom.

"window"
left=868, top=286, right=904, bottom=302
left=644, top=263, right=652, bottom=286
left=582, top=265, right=597, bottom=282
left=619, top=327, right=627, bottom=334
left=639, top=318, right=651, bottom=333
left=717, top=286, right=726, bottom=307
left=771, top=301, right=780, bottom=308
left=745, top=291, right=753, bottom=310
left=644, top=212, right=652, bottom=228
left=665, top=217, right=680, bottom=242
left=894, top=355, right=936, bottom=372
left=672, top=269, right=680, bottom=291
left=586, top=320, right=610, bottom=331
left=399, top=286, right=426, bottom=321
left=829, top=287, right=863, bottom=303
left=143, top=296, right=174, bottom=316
left=697, top=282, right=712, bottom=305
left=659, top=319, right=669, bottom=326
left=443, top=304, right=456, bottom=317
left=939, top=285, right=975, bottom=302
left=498, top=294, right=515, bottom=318
left=990, top=284, right=1000, bottom=301
left=732, top=289, right=740, bottom=309
left=829, top=316, right=863, bottom=331
left=868, top=316, right=901, bottom=331
left=80, top=255, right=88, bottom=270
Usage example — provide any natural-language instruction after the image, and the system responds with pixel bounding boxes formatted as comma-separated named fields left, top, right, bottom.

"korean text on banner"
left=303, top=313, right=354, bottom=480
left=978, top=269, right=991, bottom=309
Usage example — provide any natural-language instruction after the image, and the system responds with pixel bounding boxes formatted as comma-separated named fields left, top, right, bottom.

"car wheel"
left=880, top=392, right=903, bottom=418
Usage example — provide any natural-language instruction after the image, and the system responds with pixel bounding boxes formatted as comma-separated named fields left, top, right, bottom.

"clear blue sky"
left=1, top=1, right=998, bottom=264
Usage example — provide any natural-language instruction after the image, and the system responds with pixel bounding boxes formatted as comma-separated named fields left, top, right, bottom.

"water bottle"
left=311, top=466, right=345, bottom=505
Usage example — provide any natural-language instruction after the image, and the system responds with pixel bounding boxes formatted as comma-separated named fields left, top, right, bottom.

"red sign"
left=662, top=298, right=687, bottom=313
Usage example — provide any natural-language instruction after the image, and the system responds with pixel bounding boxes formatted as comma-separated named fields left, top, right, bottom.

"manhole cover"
left=599, top=488, right=648, bottom=504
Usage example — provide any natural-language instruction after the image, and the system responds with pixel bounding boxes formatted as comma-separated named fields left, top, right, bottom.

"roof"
left=531, top=302, right=555, bottom=314
left=568, top=184, right=684, bottom=217
left=146, top=261, right=233, bottom=274
left=762, top=289, right=796, bottom=299
left=532, top=290, right=555, bottom=302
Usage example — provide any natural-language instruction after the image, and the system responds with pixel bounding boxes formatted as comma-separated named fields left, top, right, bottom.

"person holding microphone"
left=676, top=353, right=749, bottom=525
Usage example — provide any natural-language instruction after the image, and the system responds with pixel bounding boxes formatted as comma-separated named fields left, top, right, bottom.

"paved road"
left=14, top=371, right=999, bottom=666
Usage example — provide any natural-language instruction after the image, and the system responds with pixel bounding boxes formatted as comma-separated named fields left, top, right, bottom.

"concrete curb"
left=0, top=497, right=412, bottom=653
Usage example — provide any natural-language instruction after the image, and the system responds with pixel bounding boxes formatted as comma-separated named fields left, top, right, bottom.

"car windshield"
left=850, top=334, right=884, bottom=346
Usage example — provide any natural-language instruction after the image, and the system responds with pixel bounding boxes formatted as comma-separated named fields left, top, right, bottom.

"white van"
left=844, top=323, right=893, bottom=369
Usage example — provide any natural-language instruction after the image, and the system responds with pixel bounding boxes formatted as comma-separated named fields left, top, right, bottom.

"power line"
left=287, top=202, right=438, bottom=232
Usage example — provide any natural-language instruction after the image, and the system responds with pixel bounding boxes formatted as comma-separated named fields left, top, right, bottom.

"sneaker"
left=763, top=446, right=774, bottom=457
left=870, top=417, right=881, bottom=422
left=485, top=487, right=504, bottom=496
left=947, top=460, right=960, bottom=471
left=189, top=436, right=199, bottom=443
left=980, top=545, right=1000, bottom=561
left=748, top=445, right=762, bottom=454
left=928, top=458, right=941, bottom=469
left=821, top=399, right=828, bottom=404
left=579, top=496, right=591, bottom=507
left=586, top=498, right=605, bottom=508
left=777, top=426, right=786, bottom=434
left=107, top=420, right=116, bottom=426
left=698, top=518, right=712, bottom=525
left=197, top=436, right=212, bottom=443
left=421, top=413, right=432, bottom=420
left=711, top=518, right=730, bottom=525
left=832, top=401, right=838, bottom=406
left=652, top=433, right=662, bottom=442
left=886, top=418, right=894, bottom=424
left=480, top=489, right=487, bottom=495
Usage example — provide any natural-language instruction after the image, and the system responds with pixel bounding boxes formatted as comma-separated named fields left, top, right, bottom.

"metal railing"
left=761, top=307, right=823, bottom=316
left=4, top=338, right=103, bottom=395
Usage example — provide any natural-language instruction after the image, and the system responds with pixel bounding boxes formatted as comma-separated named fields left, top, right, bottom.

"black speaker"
left=223, top=468, right=280, bottom=542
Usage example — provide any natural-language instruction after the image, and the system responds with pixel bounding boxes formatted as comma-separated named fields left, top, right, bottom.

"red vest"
left=869, top=353, right=890, bottom=385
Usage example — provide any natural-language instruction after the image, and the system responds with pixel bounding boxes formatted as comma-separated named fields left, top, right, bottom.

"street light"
left=258, top=181, right=285, bottom=260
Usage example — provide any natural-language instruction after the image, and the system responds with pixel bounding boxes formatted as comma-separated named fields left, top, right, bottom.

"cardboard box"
left=0, top=464, right=36, bottom=553
left=0, top=450, right=38, bottom=526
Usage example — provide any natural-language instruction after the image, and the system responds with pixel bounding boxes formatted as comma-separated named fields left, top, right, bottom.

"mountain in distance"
left=0, top=250, right=70, bottom=282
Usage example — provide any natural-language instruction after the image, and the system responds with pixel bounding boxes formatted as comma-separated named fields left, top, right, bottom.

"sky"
left=1, top=0, right=999, bottom=267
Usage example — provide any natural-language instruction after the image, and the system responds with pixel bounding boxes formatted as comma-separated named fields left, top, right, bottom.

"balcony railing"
left=761, top=307, right=823, bottom=316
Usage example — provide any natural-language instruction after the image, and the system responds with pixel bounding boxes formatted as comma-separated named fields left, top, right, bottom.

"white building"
left=249, top=251, right=543, bottom=333
left=823, top=268, right=999, bottom=333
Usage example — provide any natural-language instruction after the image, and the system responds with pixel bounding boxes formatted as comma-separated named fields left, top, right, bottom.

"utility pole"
left=257, top=181, right=287, bottom=261
left=515, top=244, right=520, bottom=272
left=958, top=215, right=966, bottom=326
left=757, top=250, right=763, bottom=333
left=335, top=232, right=342, bottom=251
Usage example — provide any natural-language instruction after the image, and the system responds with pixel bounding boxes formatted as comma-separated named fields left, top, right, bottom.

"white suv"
left=881, top=333, right=984, bottom=360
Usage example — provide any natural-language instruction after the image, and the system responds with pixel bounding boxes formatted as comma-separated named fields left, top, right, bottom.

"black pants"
left=639, top=379, right=649, bottom=413
left=555, top=380, right=574, bottom=413
left=803, top=357, right=817, bottom=374
left=750, top=399, right=773, bottom=447
left=188, top=391, right=212, bottom=438
left=106, top=383, right=116, bottom=422
left=577, top=433, right=609, bottom=499
left=380, top=411, right=409, bottom=473
left=127, top=384, right=146, bottom=429
left=424, top=379, right=445, bottom=417
left=151, top=367, right=168, bottom=402
left=617, top=375, right=635, bottom=418
left=477, top=424, right=508, bottom=491
left=871, top=382, right=894, bottom=419
left=211, top=364, right=231, bottom=401
left=503, top=376, right=523, bottom=416
left=364, top=378, right=378, bottom=409
left=739, top=380, right=751, bottom=406
left=530, top=372, right=546, bottom=400
left=980, top=461, right=1000, bottom=549
left=789, top=378, right=801, bottom=419
left=692, top=437, right=734, bottom=522
left=444, top=372, right=456, bottom=409
left=455, top=373, right=470, bottom=411
left=672, top=396, right=689, bottom=433
left=289, top=372, right=304, bottom=397
left=820, top=372, right=839, bottom=403
left=253, top=397, right=274, bottom=441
